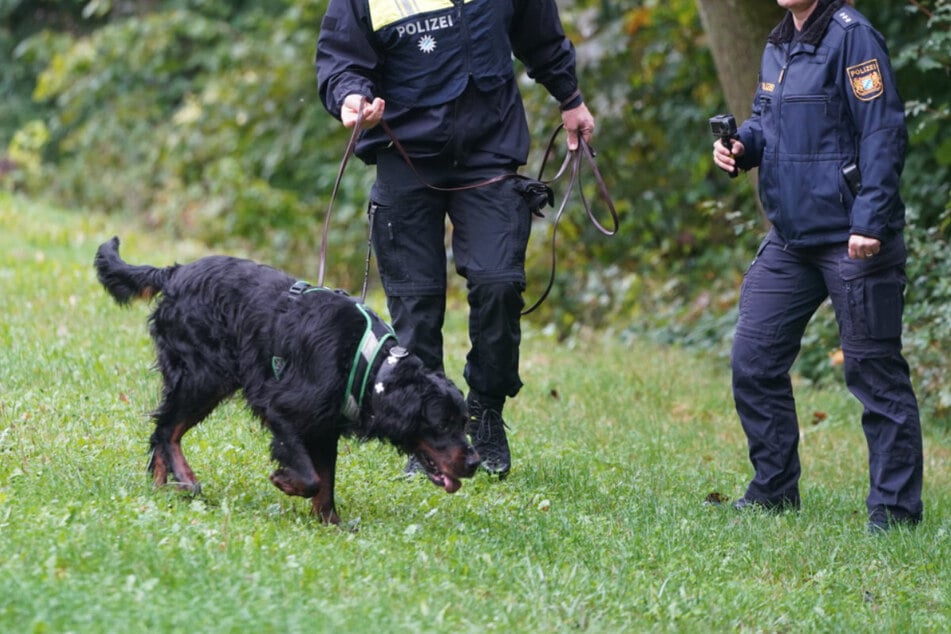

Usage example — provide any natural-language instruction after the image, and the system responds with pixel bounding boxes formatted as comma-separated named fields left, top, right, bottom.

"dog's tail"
left=94, top=236, right=177, bottom=305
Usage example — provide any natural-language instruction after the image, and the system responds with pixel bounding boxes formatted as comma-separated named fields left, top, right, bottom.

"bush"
left=3, top=0, right=949, bottom=422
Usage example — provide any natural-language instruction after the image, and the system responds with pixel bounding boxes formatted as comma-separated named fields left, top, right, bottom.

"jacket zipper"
left=775, top=43, right=793, bottom=233
left=454, top=0, right=472, bottom=78
left=452, top=0, right=472, bottom=167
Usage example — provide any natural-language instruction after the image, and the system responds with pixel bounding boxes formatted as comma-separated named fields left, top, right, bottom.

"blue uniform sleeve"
left=509, top=0, right=581, bottom=107
left=736, top=79, right=767, bottom=170
left=316, top=0, right=380, bottom=120
left=841, top=24, right=907, bottom=239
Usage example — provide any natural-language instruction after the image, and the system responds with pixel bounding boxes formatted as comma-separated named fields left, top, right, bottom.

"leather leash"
left=378, top=120, right=516, bottom=192
left=318, top=112, right=619, bottom=312
left=523, top=123, right=618, bottom=315
left=317, top=106, right=364, bottom=291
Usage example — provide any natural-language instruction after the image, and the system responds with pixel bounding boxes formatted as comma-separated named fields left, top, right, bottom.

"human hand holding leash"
left=562, top=103, right=594, bottom=151
left=322, top=94, right=384, bottom=288
left=341, top=94, right=385, bottom=129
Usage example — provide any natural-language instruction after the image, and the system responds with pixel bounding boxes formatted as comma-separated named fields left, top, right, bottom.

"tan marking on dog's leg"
left=167, top=421, right=199, bottom=492
left=150, top=448, right=170, bottom=487
left=310, top=496, right=340, bottom=525
left=269, top=468, right=320, bottom=498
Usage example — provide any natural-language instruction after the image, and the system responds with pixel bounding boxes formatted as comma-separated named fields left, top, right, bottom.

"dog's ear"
left=416, top=372, right=467, bottom=435
left=435, top=373, right=466, bottom=419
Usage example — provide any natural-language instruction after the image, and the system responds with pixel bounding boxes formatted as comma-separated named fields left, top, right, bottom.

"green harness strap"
left=272, top=284, right=395, bottom=421
left=342, top=302, right=395, bottom=421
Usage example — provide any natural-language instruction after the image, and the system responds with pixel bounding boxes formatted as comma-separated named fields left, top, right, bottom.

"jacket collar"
left=768, top=0, right=845, bottom=48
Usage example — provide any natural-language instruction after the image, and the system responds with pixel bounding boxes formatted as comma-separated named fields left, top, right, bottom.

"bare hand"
left=713, top=137, right=745, bottom=174
left=341, top=94, right=385, bottom=129
left=848, top=234, right=881, bottom=260
left=562, top=103, right=595, bottom=151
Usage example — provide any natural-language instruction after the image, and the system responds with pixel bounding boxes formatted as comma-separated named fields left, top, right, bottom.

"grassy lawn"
left=1, top=192, right=949, bottom=633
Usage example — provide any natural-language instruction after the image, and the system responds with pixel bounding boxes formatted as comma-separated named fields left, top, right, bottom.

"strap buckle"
left=288, top=280, right=311, bottom=298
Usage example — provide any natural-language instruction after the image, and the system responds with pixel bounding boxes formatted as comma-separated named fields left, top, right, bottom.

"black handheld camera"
left=709, top=114, right=739, bottom=178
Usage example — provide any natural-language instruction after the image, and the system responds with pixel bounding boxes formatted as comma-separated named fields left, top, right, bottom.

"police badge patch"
left=847, top=59, right=884, bottom=101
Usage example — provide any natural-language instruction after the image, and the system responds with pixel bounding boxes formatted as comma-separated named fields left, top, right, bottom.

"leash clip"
left=387, top=345, right=409, bottom=361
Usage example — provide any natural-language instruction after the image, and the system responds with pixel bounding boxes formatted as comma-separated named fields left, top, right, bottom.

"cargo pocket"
left=839, top=242, right=906, bottom=342
left=736, top=234, right=773, bottom=326
left=864, top=278, right=903, bottom=340
left=368, top=201, right=410, bottom=288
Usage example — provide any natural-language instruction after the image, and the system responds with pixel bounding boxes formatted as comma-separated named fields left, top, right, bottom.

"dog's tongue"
left=442, top=476, right=461, bottom=494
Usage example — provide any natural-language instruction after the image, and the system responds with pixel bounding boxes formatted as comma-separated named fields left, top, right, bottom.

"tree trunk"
left=695, top=0, right=785, bottom=121
left=697, top=0, right=785, bottom=217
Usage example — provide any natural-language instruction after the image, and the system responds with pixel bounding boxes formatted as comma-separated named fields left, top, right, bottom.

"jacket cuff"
left=735, top=129, right=757, bottom=171
left=558, top=89, right=584, bottom=112
left=332, top=81, right=375, bottom=117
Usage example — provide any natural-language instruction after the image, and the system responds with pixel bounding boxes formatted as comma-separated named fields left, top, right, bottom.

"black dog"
left=94, top=237, right=479, bottom=524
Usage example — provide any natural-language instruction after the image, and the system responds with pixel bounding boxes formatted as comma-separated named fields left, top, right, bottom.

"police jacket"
left=735, top=0, right=907, bottom=247
left=316, top=0, right=583, bottom=166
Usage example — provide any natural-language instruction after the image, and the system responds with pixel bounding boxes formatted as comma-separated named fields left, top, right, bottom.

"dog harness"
left=274, top=281, right=406, bottom=421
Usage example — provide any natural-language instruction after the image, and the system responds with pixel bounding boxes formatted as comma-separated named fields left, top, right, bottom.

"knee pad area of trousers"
left=470, top=281, right=524, bottom=311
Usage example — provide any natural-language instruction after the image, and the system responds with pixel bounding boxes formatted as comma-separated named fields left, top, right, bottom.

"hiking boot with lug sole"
left=466, top=395, right=510, bottom=479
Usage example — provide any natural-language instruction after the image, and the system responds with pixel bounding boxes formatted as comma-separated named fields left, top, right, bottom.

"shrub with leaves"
left=2, top=0, right=949, bottom=421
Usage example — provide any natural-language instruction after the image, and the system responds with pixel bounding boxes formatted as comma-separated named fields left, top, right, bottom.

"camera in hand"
left=709, top=114, right=739, bottom=178
left=709, top=114, right=737, bottom=139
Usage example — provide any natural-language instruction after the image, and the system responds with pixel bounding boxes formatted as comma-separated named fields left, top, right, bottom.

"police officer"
left=712, top=0, right=923, bottom=531
left=316, top=0, right=595, bottom=478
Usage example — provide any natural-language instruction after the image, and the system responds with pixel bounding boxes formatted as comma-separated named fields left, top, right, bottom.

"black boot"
left=466, top=393, right=511, bottom=479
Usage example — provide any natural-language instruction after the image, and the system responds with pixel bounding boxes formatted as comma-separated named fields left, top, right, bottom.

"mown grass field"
left=1, top=192, right=949, bottom=633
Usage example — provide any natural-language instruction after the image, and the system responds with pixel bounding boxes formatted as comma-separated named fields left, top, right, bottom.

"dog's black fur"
left=94, top=237, right=479, bottom=524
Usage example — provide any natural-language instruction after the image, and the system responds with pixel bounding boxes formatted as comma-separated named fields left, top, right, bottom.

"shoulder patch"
left=847, top=59, right=884, bottom=101
left=833, top=7, right=859, bottom=28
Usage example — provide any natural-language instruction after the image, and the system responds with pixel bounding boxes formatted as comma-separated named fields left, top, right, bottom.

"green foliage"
left=521, top=0, right=761, bottom=334
left=2, top=195, right=951, bottom=632
left=885, top=0, right=951, bottom=220
left=5, top=1, right=371, bottom=278
left=1, top=0, right=948, bottom=420
left=904, top=204, right=951, bottom=415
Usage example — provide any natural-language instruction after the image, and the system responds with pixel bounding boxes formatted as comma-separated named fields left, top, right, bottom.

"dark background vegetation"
left=2, top=0, right=949, bottom=423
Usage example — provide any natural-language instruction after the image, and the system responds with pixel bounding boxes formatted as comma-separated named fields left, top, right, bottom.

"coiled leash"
left=318, top=102, right=619, bottom=313
left=523, top=123, right=619, bottom=315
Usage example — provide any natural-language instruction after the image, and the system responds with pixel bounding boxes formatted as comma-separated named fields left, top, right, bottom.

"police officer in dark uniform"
left=712, top=0, right=923, bottom=531
left=316, top=0, right=595, bottom=478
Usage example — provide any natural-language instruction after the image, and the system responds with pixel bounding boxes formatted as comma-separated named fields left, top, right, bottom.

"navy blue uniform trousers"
left=368, top=150, right=534, bottom=400
left=732, top=229, right=923, bottom=521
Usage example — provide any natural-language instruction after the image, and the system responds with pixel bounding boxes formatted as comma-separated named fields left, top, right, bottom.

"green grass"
left=1, top=191, right=949, bottom=633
